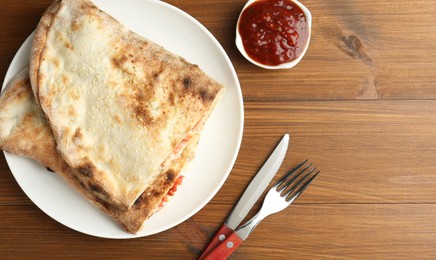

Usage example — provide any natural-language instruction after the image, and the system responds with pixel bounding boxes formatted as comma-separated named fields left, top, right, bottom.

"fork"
left=202, top=160, right=319, bottom=259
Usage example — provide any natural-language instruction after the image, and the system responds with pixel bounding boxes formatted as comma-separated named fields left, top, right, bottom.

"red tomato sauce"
left=159, top=175, right=184, bottom=208
left=238, top=0, right=309, bottom=66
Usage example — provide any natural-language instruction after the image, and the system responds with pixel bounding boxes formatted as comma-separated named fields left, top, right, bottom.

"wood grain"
left=1, top=0, right=436, bottom=259
left=169, top=0, right=436, bottom=101
left=196, top=204, right=436, bottom=259
left=1, top=204, right=435, bottom=259
left=200, top=100, right=436, bottom=210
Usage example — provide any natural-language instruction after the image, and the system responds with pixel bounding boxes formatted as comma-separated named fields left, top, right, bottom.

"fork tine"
left=285, top=170, right=319, bottom=202
left=274, top=159, right=308, bottom=189
left=276, top=161, right=312, bottom=192
left=281, top=166, right=316, bottom=195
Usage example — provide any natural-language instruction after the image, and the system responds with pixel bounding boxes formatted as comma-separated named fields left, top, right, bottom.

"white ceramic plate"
left=1, top=0, right=243, bottom=239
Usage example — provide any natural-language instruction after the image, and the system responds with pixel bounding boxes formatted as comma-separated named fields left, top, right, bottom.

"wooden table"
left=2, top=0, right=436, bottom=259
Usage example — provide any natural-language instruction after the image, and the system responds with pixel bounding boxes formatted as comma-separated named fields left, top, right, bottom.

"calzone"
left=29, top=0, right=224, bottom=209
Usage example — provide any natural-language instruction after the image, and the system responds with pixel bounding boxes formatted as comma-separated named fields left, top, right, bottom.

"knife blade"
left=199, top=134, right=289, bottom=259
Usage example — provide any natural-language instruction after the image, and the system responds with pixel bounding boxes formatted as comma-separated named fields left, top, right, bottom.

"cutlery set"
left=199, top=134, right=320, bottom=259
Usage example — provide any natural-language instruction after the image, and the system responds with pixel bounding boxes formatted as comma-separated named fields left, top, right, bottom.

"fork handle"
left=199, top=224, right=233, bottom=259
left=201, top=231, right=243, bottom=260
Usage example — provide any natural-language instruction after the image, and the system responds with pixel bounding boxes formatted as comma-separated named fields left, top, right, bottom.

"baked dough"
left=29, top=0, right=224, bottom=209
left=0, top=68, right=200, bottom=233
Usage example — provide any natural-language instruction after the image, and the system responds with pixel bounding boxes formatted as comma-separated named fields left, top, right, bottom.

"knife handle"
left=201, top=231, right=243, bottom=260
left=199, top=224, right=233, bottom=259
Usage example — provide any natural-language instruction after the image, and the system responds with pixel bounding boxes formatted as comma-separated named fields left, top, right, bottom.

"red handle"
left=199, top=225, right=233, bottom=259
left=201, top=232, right=244, bottom=260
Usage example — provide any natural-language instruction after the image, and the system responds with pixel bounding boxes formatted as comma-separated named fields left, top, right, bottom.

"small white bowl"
left=235, top=0, right=312, bottom=69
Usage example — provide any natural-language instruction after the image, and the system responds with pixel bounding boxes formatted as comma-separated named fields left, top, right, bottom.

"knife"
left=199, top=134, right=289, bottom=259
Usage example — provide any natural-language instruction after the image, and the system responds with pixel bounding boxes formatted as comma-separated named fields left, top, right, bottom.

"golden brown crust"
left=29, top=0, right=62, bottom=105
left=0, top=68, right=55, bottom=158
left=30, top=0, right=225, bottom=209
left=0, top=69, right=199, bottom=233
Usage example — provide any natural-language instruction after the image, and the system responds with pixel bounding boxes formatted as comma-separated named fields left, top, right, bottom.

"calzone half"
left=29, top=0, right=224, bottom=209
left=0, top=68, right=199, bottom=233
